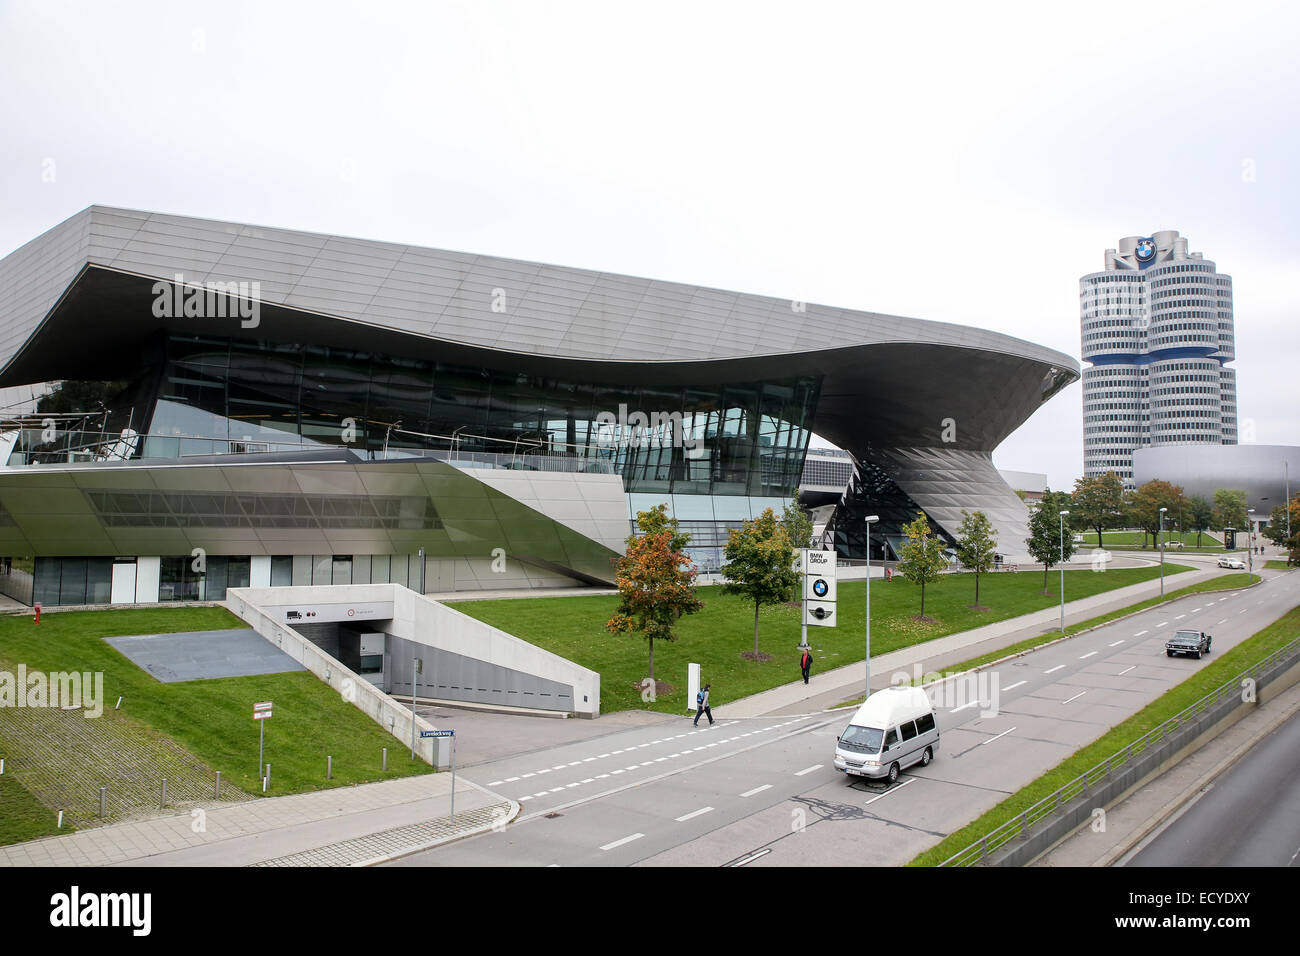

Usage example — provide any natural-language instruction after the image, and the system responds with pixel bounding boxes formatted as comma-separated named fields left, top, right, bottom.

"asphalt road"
left=386, top=567, right=1300, bottom=867
left=1122, top=704, right=1300, bottom=867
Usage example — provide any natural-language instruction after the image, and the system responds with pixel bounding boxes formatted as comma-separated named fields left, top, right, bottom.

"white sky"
left=2, top=0, right=1297, bottom=490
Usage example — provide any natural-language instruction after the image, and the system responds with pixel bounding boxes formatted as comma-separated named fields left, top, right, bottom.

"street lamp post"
left=1248, top=508, right=1255, bottom=575
left=1159, top=507, right=1168, bottom=597
left=865, top=515, right=879, bottom=700
left=383, top=420, right=403, bottom=458
left=1058, top=510, right=1070, bottom=634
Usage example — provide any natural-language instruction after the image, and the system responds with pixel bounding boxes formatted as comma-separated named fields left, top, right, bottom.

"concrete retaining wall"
left=225, top=587, right=447, bottom=767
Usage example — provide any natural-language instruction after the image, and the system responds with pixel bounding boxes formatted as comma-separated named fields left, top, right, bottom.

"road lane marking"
left=582, top=757, right=596, bottom=762
left=1003, top=681, right=1027, bottom=691
left=597, top=754, right=610, bottom=759
left=980, top=727, right=1017, bottom=746
left=1063, top=691, right=1087, bottom=704
left=951, top=700, right=981, bottom=712
left=581, top=778, right=594, bottom=784
left=795, top=764, right=823, bottom=776
left=675, top=806, right=714, bottom=822
left=741, top=784, right=773, bottom=797
left=1175, top=614, right=1185, bottom=620
left=1157, top=621, right=1168, bottom=627
left=864, top=778, right=914, bottom=805
left=549, top=787, right=564, bottom=793
left=505, top=777, right=520, bottom=782
left=1044, top=665, right=1065, bottom=674
left=600, top=833, right=644, bottom=851
left=1080, top=651, right=1098, bottom=659
left=521, top=773, right=535, bottom=779
left=487, top=780, right=503, bottom=786
left=518, top=795, right=532, bottom=802
left=728, top=848, right=772, bottom=867
left=567, top=761, right=582, bottom=766
left=552, top=765, right=567, bottom=770
left=1239, top=609, right=1248, bottom=614
left=1217, top=618, right=1228, bottom=625
left=1191, top=607, right=1201, bottom=612
left=1109, top=640, right=1126, bottom=647
left=610, top=769, right=625, bottom=775
left=533, top=791, right=548, bottom=798
left=1118, top=665, right=1136, bottom=675
left=596, top=774, right=610, bottom=779
left=624, top=765, right=639, bottom=771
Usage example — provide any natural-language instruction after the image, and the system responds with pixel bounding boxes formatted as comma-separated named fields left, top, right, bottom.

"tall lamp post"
left=1058, top=510, right=1070, bottom=634
left=1158, top=507, right=1168, bottom=597
left=864, top=514, right=879, bottom=700
left=1247, top=508, right=1255, bottom=575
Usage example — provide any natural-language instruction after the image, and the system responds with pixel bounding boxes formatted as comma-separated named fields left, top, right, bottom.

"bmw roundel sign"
left=1135, top=237, right=1156, bottom=262
left=812, top=578, right=829, bottom=598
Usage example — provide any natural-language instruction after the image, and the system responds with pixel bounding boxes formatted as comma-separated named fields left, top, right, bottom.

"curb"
left=355, top=797, right=522, bottom=866
left=1095, top=687, right=1300, bottom=868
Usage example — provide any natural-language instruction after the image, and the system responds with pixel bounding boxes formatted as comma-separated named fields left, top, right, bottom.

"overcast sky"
left=2, top=0, right=1296, bottom=489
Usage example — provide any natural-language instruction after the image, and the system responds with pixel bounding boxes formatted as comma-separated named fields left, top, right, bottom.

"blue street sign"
left=420, top=730, right=454, bottom=738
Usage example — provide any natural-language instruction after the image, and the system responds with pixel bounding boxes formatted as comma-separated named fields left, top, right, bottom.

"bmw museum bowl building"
left=0, top=207, right=1077, bottom=607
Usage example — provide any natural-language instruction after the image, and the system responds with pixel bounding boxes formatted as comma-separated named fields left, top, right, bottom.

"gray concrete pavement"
left=389, top=567, right=1300, bottom=867
left=1034, top=675, right=1300, bottom=867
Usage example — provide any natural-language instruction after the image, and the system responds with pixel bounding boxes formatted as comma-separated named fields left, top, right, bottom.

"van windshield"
left=839, top=725, right=883, bottom=753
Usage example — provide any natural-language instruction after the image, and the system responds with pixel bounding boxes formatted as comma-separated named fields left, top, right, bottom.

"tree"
left=1128, top=480, right=1186, bottom=549
left=1070, top=473, right=1125, bottom=548
left=606, top=504, right=703, bottom=685
left=1186, top=495, right=1214, bottom=546
left=1263, top=495, right=1300, bottom=564
left=721, top=508, right=801, bottom=658
left=896, top=512, right=949, bottom=620
left=1212, top=488, right=1249, bottom=533
left=782, top=490, right=814, bottom=552
left=1026, top=489, right=1077, bottom=591
left=955, top=510, right=997, bottom=610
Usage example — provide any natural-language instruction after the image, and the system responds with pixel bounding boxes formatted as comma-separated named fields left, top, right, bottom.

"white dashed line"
left=1191, top=607, right=1202, bottom=612
left=1118, top=666, right=1136, bottom=676
left=1003, top=681, right=1027, bottom=692
left=1109, top=640, right=1125, bottom=647
left=1157, top=621, right=1169, bottom=627
left=600, top=833, right=644, bottom=852
left=610, top=770, right=625, bottom=775
left=1239, top=609, right=1248, bottom=615
left=795, top=764, right=823, bottom=776
left=1134, top=630, right=1148, bottom=637
left=567, top=761, right=582, bottom=767
left=505, top=776, right=520, bottom=782
left=741, top=784, right=773, bottom=797
left=1063, top=691, right=1087, bottom=704
left=518, top=795, right=532, bottom=802
left=580, top=778, right=594, bottom=784
left=536, top=769, right=550, bottom=775
left=864, top=778, right=914, bottom=805
left=951, top=700, right=981, bottom=712
left=596, top=774, right=610, bottom=779
left=1045, top=665, right=1065, bottom=674
left=565, top=782, right=580, bottom=788
left=675, top=807, right=714, bottom=822
left=1080, top=651, right=1097, bottom=659
left=981, top=727, right=1017, bottom=746
left=487, top=780, right=503, bottom=787
left=533, top=791, right=548, bottom=798
left=582, top=757, right=596, bottom=763
left=597, top=754, right=610, bottom=759
left=549, top=787, right=564, bottom=793
left=552, top=765, right=566, bottom=770
left=521, top=773, right=536, bottom=779
left=1175, top=615, right=1185, bottom=620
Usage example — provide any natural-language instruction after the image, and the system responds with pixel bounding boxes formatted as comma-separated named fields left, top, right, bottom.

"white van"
left=833, top=685, right=939, bottom=784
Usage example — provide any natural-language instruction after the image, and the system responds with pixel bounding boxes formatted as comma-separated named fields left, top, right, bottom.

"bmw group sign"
left=802, top=549, right=838, bottom=628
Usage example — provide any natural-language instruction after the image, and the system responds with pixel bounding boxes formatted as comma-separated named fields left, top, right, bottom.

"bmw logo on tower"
left=1134, top=237, right=1156, bottom=263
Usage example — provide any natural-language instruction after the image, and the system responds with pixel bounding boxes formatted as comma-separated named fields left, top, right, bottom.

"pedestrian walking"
left=694, top=682, right=713, bottom=725
left=800, top=647, right=813, bottom=684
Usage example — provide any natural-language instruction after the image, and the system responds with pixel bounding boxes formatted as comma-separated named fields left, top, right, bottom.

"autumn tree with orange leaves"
left=607, top=504, right=704, bottom=685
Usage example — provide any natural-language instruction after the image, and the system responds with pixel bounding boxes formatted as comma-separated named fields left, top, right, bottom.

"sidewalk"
left=0, top=770, right=515, bottom=867
left=712, top=565, right=1219, bottom=718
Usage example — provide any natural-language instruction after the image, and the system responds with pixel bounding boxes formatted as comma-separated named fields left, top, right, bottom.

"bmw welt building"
left=0, top=207, right=1077, bottom=607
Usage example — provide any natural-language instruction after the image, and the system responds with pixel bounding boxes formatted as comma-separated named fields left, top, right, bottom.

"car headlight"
left=865, top=758, right=879, bottom=766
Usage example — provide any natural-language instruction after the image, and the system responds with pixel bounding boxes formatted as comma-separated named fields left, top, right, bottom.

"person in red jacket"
left=800, top=648, right=813, bottom=684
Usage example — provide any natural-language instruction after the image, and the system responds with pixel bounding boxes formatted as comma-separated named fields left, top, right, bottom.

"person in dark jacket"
left=694, top=683, right=713, bottom=726
left=800, top=648, right=813, bottom=684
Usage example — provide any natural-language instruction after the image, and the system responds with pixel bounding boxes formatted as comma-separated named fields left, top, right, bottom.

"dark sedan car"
left=1166, top=629, right=1212, bottom=659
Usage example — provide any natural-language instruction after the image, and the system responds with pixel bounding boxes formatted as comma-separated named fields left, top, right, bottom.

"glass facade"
left=831, top=457, right=955, bottom=561
left=135, top=335, right=817, bottom=499
left=36, top=552, right=432, bottom=606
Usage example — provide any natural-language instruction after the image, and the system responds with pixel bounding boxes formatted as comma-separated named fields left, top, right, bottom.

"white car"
left=1217, top=557, right=1246, bottom=570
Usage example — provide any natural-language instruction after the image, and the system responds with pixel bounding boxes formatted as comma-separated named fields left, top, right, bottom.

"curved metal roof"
left=0, top=206, right=1079, bottom=453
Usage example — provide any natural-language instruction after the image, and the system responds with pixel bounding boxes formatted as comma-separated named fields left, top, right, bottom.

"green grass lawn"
left=0, top=768, right=60, bottom=845
left=1265, top=560, right=1294, bottom=571
left=0, top=606, right=434, bottom=842
left=909, top=601, right=1300, bottom=866
left=1093, top=529, right=1221, bottom=549
left=452, top=563, right=1192, bottom=714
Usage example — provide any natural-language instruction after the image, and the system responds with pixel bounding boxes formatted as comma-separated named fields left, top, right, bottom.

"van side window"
left=900, top=720, right=917, bottom=741
left=884, top=728, right=898, bottom=748
left=916, top=712, right=936, bottom=734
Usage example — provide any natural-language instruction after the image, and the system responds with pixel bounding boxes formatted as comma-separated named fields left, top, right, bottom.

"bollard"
left=215, top=771, right=221, bottom=800
left=262, top=776, right=268, bottom=793
left=34, top=602, right=41, bottom=625
left=382, top=747, right=388, bottom=771
left=115, top=696, right=122, bottom=711
left=99, top=786, right=106, bottom=819
left=57, top=809, right=63, bottom=828
left=327, top=755, right=333, bottom=780
left=160, top=778, right=167, bottom=808
left=0, top=757, right=5, bottom=774
left=265, top=763, right=270, bottom=787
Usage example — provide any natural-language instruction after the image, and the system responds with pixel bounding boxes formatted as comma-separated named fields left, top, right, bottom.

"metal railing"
left=939, top=633, right=1300, bottom=866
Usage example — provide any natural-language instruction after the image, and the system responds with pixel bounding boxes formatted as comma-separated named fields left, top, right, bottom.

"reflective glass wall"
left=139, top=335, right=818, bottom=499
